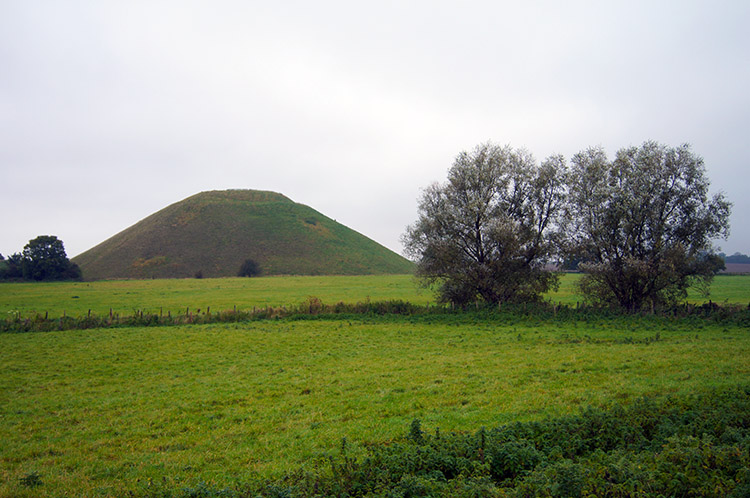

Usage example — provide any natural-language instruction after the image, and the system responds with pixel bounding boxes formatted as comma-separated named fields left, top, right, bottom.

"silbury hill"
left=73, top=189, right=414, bottom=280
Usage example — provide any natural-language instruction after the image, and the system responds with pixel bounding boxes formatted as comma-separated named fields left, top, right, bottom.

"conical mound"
left=73, top=189, right=413, bottom=280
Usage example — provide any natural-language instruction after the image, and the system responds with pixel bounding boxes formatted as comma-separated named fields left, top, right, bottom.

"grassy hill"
left=73, top=190, right=414, bottom=280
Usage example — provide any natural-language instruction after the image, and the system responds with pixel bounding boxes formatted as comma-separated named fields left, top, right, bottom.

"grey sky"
left=2, top=1, right=749, bottom=259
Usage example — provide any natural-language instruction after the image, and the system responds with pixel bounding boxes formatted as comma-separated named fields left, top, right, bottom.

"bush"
left=235, top=385, right=750, bottom=498
left=237, top=259, right=261, bottom=277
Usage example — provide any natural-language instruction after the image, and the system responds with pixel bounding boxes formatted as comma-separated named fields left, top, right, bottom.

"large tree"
left=565, top=141, right=731, bottom=311
left=403, top=143, right=566, bottom=305
left=21, top=235, right=82, bottom=281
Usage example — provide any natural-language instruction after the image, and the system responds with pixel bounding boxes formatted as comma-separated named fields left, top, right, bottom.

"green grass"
left=545, top=272, right=750, bottom=306
left=686, top=273, right=750, bottom=304
left=1, top=313, right=749, bottom=497
left=0, top=275, right=430, bottom=319
left=1, top=273, right=749, bottom=496
left=1, top=273, right=747, bottom=320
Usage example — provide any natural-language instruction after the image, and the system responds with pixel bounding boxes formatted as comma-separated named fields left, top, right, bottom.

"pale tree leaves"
left=405, top=141, right=731, bottom=311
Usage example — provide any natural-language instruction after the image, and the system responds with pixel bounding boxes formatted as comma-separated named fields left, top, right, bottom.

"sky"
left=2, top=0, right=749, bottom=259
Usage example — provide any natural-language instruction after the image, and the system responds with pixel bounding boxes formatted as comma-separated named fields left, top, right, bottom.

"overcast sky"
left=2, top=1, right=749, bottom=259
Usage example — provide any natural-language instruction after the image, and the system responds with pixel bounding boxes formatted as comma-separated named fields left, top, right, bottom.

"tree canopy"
left=405, top=140, right=731, bottom=312
left=403, top=143, right=565, bottom=305
left=564, top=141, right=730, bottom=311
left=237, top=258, right=261, bottom=277
left=0, top=235, right=82, bottom=281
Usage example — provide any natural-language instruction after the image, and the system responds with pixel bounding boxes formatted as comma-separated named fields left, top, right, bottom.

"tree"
left=20, top=235, right=82, bottom=281
left=403, top=142, right=566, bottom=305
left=564, top=141, right=731, bottom=311
left=238, top=258, right=261, bottom=277
left=725, top=252, right=750, bottom=264
left=0, top=253, right=24, bottom=280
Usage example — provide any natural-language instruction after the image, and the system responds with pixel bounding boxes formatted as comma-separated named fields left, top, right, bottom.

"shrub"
left=234, top=385, right=750, bottom=498
left=237, top=259, right=261, bottom=277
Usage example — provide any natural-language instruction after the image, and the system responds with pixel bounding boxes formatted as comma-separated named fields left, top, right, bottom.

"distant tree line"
left=404, top=141, right=732, bottom=312
left=720, top=252, right=750, bottom=264
left=0, top=235, right=81, bottom=281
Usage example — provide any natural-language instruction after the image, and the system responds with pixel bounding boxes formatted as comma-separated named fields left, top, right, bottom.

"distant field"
left=0, top=275, right=430, bottom=319
left=2, top=313, right=749, bottom=497
left=0, top=273, right=747, bottom=319
left=549, top=272, right=750, bottom=306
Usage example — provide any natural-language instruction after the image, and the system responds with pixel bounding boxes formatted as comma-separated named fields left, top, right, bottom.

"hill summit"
left=73, top=189, right=414, bottom=280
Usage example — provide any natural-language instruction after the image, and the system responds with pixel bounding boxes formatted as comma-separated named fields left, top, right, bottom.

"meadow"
left=0, top=274, right=429, bottom=319
left=0, top=274, right=748, bottom=497
left=0, top=273, right=747, bottom=319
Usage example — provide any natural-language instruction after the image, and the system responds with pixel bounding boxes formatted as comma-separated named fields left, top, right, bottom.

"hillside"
left=73, top=190, right=414, bottom=280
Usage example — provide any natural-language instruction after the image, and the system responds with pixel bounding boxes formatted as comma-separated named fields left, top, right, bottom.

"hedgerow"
left=2, top=299, right=750, bottom=333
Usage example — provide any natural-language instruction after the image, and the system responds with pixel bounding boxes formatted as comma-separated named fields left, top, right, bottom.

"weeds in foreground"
left=134, top=385, right=750, bottom=497
left=18, top=472, right=43, bottom=489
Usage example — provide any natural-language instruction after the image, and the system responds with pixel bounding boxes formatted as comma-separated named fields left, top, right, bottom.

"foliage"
left=237, top=258, right=261, bottom=277
left=21, top=235, right=82, bottom=281
left=565, top=141, right=731, bottom=311
left=134, top=386, right=750, bottom=497
left=723, top=252, right=750, bottom=264
left=403, top=143, right=565, bottom=305
left=268, top=386, right=749, bottom=497
left=0, top=252, right=24, bottom=280
left=0, top=236, right=81, bottom=281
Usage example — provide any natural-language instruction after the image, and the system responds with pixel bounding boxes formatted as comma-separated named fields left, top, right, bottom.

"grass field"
left=1, top=274, right=749, bottom=497
left=2, top=314, right=749, bottom=496
left=0, top=275, right=429, bottom=319
left=0, top=273, right=747, bottom=319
